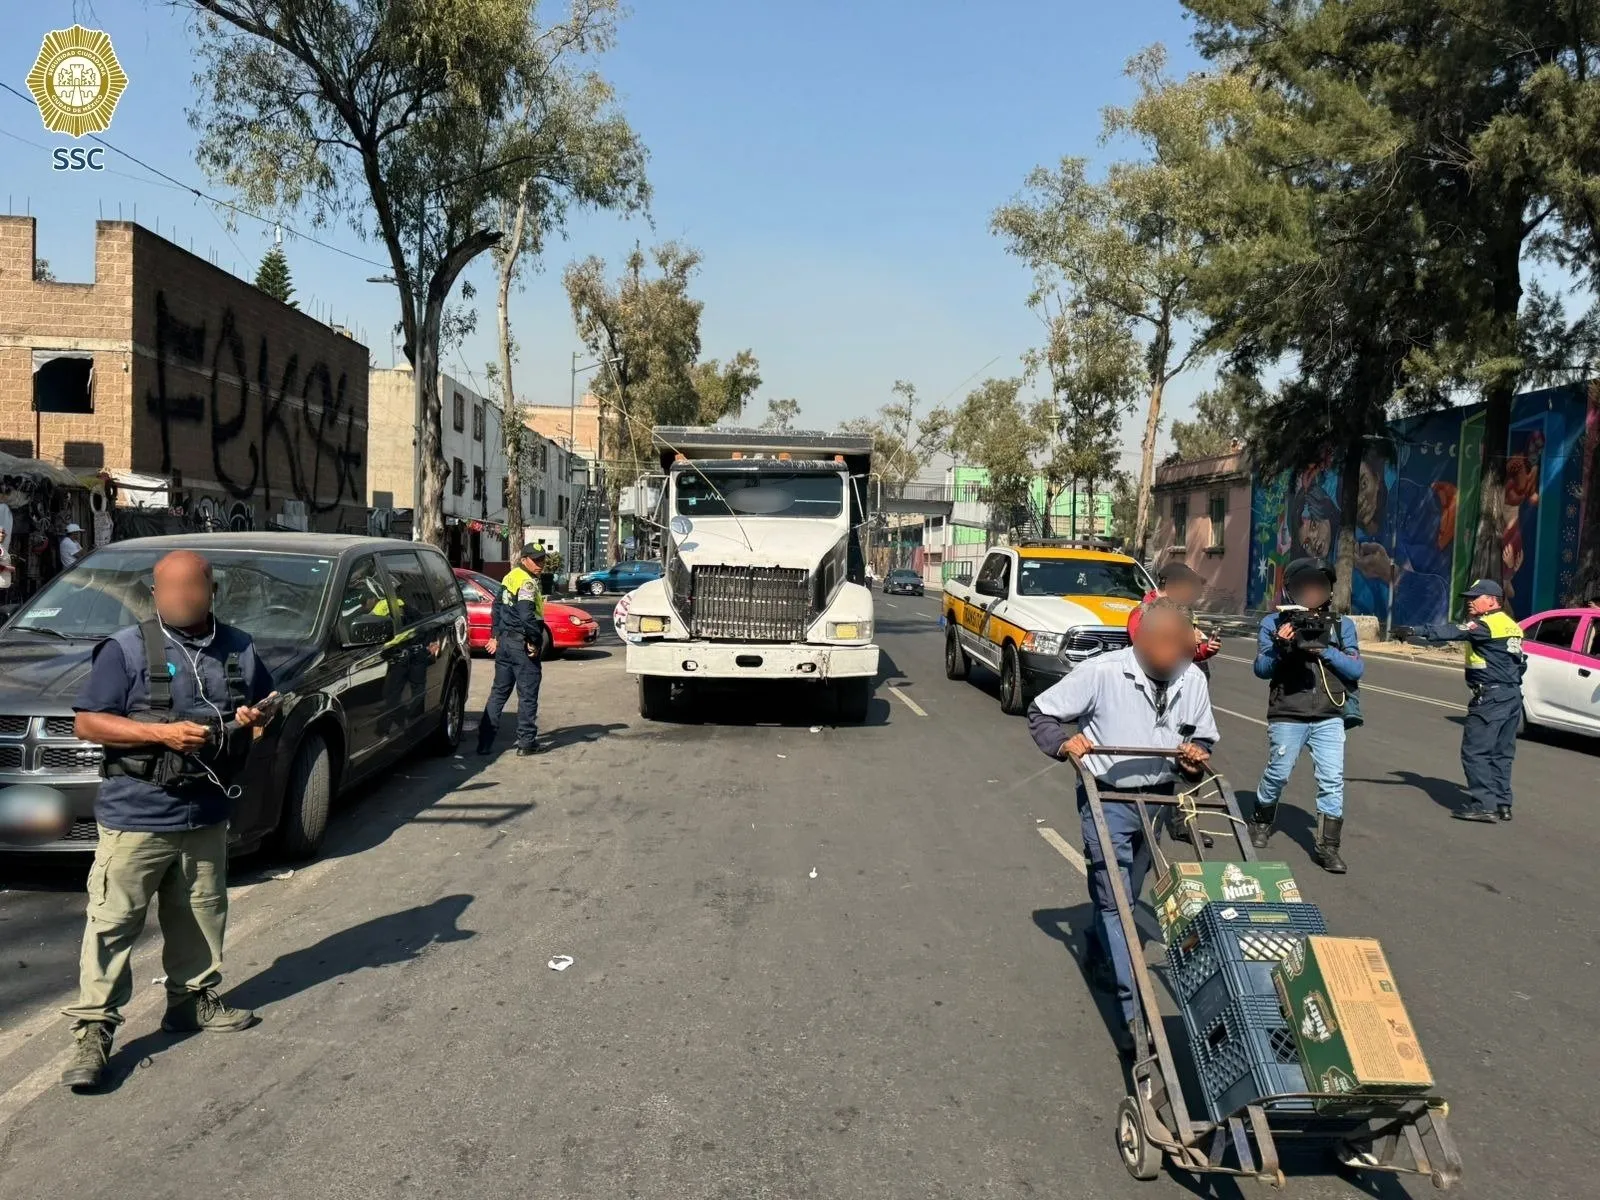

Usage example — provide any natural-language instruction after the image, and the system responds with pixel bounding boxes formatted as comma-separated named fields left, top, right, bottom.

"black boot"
left=1167, top=811, right=1214, bottom=849
left=1248, top=805, right=1277, bottom=850
left=1496, top=804, right=1513, bottom=822
left=61, top=1022, right=112, bottom=1090
left=1313, top=815, right=1347, bottom=874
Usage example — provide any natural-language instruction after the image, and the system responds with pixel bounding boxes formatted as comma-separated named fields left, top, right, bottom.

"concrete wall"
left=367, top=367, right=415, bottom=509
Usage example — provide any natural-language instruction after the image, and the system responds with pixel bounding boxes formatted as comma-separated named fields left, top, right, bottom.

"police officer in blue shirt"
left=62, top=549, right=275, bottom=1090
left=1396, top=579, right=1526, bottom=823
left=476, top=545, right=547, bottom=756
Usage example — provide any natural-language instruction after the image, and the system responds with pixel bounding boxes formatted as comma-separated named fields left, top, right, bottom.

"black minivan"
left=0, top=533, right=470, bottom=858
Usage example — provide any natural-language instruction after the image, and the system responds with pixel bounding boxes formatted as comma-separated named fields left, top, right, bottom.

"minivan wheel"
left=430, top=671, right=466, bottom=755
left=278, top=733, right=331, bottom=859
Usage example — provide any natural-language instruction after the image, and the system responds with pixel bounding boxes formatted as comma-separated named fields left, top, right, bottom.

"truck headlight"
left=828, top=621, right=872, bottom=641
left=627, top=615, right=669, bottom=635
left=1022, top=631, right=1064, bottom=656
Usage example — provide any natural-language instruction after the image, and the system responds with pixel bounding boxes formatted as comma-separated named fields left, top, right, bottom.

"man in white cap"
left=59, top=523, right=84, bottom=569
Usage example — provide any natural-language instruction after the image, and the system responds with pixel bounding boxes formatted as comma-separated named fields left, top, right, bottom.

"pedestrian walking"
left=59, top=522, right=83, bottom=569
left=476, top=544, right=547, bottom=756
left=1247, top=558, right=1363, bottom=873
left=62, top=550, right=276, bottom=1090
left=1027, top=598, right=1219, bottom=1056
left=1395, top=579, right=1526, bottom=823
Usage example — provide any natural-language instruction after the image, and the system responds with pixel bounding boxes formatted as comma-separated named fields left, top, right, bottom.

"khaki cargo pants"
left=62, top=823, right=229, bottom=1032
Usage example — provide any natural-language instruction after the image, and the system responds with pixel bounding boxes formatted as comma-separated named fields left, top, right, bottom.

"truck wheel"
left=944, top=625, right=970, bottom=680
left=835, top=677, right=871, bottom=723
left=999, top=645, right=1027, bottom=715
left=638, top=675, right=673, bottom=720
left=278, top=733, right=331, bottom=859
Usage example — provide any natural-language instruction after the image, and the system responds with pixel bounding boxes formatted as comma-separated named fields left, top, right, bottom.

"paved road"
left=0, top=594, right=1594, bottom=1198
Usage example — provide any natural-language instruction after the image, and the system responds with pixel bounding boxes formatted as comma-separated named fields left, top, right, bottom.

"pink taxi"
left=1518, top=607, right=1600, bottom=737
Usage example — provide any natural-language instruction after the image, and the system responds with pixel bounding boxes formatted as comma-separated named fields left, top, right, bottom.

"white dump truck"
left=623, top=427, right=879, bottom=721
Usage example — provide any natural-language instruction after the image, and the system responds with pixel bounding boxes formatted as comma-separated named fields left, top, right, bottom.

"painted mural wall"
left=1247, top=383, right=1597, bottom=625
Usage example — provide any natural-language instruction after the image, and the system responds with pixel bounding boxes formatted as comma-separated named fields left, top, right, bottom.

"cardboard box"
left=1274, top=936, right=1434, bottom=1097
left=1152, top=860, right=1304, bottom=942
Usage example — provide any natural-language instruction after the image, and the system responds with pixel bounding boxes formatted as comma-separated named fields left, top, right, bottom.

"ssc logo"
left=26, top=25, right=129, bottom=138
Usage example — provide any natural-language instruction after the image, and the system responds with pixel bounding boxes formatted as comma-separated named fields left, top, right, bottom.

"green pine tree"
left=255, top=246, right=297, bottom=309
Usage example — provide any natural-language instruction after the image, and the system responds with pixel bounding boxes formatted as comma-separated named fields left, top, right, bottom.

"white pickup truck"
left=942, top=542, right=1154, bottom=714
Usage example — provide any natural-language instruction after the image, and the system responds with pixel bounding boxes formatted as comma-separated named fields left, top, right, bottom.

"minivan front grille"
left=689, top=566, right=810, bottom=642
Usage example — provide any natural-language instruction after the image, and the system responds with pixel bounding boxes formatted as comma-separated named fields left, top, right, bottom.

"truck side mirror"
left=975, top=578, right=1003, bottom=599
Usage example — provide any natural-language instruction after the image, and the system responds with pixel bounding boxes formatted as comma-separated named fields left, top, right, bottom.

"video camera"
left=1279, top=604, right=1333, bottom=652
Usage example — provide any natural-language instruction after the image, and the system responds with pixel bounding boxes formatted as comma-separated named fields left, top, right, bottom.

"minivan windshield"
left=1017, top=558, right=1149, bottom=600
left=675, top=470, right=844, bottom=519
left=6, top=550, right=336, bottom=643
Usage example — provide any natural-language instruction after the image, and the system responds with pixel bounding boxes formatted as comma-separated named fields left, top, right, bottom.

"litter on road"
left=808, top=868, right=818, bottom=879
left=547, top=955, right=574, bottom=972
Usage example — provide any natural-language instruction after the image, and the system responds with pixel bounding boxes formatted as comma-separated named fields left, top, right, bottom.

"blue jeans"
left=1255, top=718, right=1345, bottom=819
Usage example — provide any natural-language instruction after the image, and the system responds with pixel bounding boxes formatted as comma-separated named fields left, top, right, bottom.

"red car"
left=453, top=568, right=599, bottom=658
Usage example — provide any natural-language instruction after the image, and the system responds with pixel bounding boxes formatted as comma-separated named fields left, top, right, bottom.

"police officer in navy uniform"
left=1396, top=578, right=1526, bottom=823
left=476, top=545, right=547, bottom=756
left=63, top=549, right=275, bottom=1090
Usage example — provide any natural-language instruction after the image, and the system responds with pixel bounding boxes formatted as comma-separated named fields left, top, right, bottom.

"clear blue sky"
left=3, top=0, right=1209, bottom=467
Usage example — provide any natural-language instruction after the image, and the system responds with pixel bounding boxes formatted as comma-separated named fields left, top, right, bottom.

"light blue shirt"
left=1030, top=647, right=1220, bottom=787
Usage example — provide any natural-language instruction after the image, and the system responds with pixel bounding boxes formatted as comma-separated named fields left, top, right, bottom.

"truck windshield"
left=675, top=471, right=844, bottom=519
left=1017, top=558, right=1148, bottom=600
left=6, top=550, right=335, bottom=643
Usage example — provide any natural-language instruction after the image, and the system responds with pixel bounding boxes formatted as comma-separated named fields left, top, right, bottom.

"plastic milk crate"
left=1166, top=901, right=1328, bottom=1035
left=1187, top=994, right=1313, bottom=1122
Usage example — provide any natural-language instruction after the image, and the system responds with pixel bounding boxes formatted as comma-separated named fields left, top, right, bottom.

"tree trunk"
left=497, top=187, right=530, bottom=555
left=1469, top=217, right=1524, bottom=588
left=1333, top=438, right=1362, bottom=612
left=416, top=230, right=503, bottom=549
left=1133, top=377, right=1165, bottom=561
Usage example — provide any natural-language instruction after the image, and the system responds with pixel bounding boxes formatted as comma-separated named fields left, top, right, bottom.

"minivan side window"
left=380, top=551, right=439, bottom=630
left=418, top=548, right=464, bottom=612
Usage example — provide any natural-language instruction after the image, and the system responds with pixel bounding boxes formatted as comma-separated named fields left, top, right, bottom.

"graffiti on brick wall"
left=144, top=291, right=363, bottom=516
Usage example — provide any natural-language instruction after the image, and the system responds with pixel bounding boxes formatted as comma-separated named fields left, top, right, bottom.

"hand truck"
left=1070, top=746, right=1463, bottom=1189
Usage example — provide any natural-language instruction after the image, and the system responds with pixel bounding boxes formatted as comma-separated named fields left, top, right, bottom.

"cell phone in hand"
left=255, top=691, right=282, bottom=718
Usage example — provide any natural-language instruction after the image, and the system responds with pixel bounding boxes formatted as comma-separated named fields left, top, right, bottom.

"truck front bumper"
left=627, top=641, right=879, bottom=680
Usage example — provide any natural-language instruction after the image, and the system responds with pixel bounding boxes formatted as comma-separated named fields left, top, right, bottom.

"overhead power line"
left=0, top=80, right=392, bottom=271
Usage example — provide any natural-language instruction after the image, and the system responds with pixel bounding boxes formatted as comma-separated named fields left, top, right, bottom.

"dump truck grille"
left=689, top=566, right=811, bottom=642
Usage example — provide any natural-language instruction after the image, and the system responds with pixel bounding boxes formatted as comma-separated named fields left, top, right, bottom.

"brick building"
left=1148, top=448, right=1253, bottom=613
left=0, top=217, right=368, bottom=533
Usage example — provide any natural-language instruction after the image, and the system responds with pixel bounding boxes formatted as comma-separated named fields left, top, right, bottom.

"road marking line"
left=1213, top=705, right=1269, bottom=727
left=887, top=685, right=928, bottom=716
left=1038, top=826, right=1087, bottom=875
left=884, top=601, right=899, bottom=608
left=1209, top=659, right=1465, bottom=713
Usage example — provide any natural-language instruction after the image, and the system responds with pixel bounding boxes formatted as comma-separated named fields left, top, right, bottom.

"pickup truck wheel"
left=944, top=625, right=970, bottom=680
left=835, top=677, right=871, bottom=723
left=638, top=674, right=673, bottom=720
left=999, top=645, right=1028, bottom=715
left=277, top=733, right=331, bottom=859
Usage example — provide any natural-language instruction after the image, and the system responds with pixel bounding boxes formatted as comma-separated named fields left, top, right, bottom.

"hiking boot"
left=1312, top=815, right=1347, bottom=874
left=161, top=987, right=258, bottom=1033
left=1496, top=805, right=1513, bottom=822
left=61, top=1023, right=112, bottom=1090
left=1452, top=802, right=1497, bottom=824
left=1248, top=805, right=1277, bottom=850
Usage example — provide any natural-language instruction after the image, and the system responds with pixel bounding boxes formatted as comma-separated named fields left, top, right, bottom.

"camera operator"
left=1247, top=557, right=1363, bottom=873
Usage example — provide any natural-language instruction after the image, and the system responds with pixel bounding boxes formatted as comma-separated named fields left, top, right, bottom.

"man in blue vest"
left=476, top=545, right=547, bottom=756
left=64, top=549, right=276, bottom=1090
left=1396, top=579, right=1526, bottom=822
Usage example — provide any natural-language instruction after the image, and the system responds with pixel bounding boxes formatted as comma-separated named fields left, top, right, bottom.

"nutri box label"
left=1151, top=860, right=1302, bottom=942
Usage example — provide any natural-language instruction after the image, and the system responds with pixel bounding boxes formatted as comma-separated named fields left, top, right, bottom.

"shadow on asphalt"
left=540, top=722, right=628, bottom=750
left=1348, top=771, right=1469, bottom=816
left=86, top=894, right=478, bottom=1093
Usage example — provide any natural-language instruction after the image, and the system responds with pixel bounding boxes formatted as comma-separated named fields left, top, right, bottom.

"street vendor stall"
left=0, top=451, right=95, bottom=605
